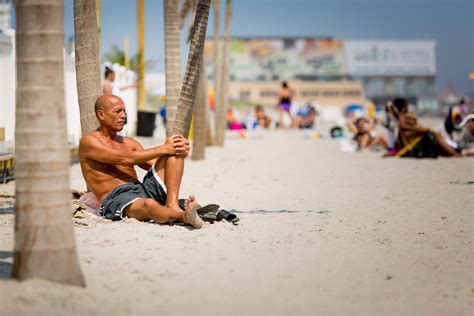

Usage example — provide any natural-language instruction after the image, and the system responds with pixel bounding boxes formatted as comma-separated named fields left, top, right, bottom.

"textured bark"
left=137, top=0, right=146, bottom=110
left=13, top=0, right=85, bottom=286
left=171, top=0, right=211, bottom=138
left=212, top=0, right=221, bottom=146
left=205, top=101, right=214, bottom=146
left=215, top=0, right=231, bottom=147
left=191, top=61, right=207, bottom=160
left=164, top=0, right=181, bottom=136
left=73, top=0, right=101, bottom=136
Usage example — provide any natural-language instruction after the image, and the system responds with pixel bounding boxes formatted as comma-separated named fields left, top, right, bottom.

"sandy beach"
left=0, top=127, right=473, bottom=315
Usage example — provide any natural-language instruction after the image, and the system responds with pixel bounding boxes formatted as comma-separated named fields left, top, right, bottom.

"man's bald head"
left=95, top=95, right=123, bottom=116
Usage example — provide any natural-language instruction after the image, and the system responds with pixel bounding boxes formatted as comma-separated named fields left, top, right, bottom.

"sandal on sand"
left=216, top=209, right=240, bottom=225
left=196, top=204, right=220, bottom=214
left=199, top=212, right=217, bottom=224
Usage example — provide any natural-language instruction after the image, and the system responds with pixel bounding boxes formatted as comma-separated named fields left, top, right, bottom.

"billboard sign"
left=344, top=40, right=436, bottom=76
left=204, top=38, right=346, bottom=81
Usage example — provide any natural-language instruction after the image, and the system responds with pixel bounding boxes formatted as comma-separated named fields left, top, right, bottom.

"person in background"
left=276, top=81, right=293, bottom=128
left=226, top=108, right=246, bottom=130
left=348, top=116, right=388, bottom=151
left=254, top=105, right=272, bottom=128
left=292, top=104, right=317, bottom=129
left=456, top=114, right=474, bottom=156
left=102, top=66, right=136, bottom=96
left=392, top=98, right=459, bottom=157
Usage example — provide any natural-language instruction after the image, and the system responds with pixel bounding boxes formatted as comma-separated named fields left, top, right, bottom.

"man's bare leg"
left=164, top=156, right=184, bottom=209
left=153, top=155, right=185, bottom=211
left=124, top=196, right=203, bottom=228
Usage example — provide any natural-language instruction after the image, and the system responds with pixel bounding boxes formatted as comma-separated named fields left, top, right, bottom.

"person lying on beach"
left=391, top=98, right=459, bottom=157
left=226, top=108, right=246, bottom=130
left=292, top=105, right=317, bottom=129
left=78, top=95, right=204, bottom=228
left=347, top=116, right=388, bottom=151
left=456, top=114, right=474, bottom=156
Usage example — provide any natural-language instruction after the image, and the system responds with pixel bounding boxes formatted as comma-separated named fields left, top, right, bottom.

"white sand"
left=0, top=128, right=473, bottom=315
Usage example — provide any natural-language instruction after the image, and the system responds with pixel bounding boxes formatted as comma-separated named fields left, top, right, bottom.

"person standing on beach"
left=277, top=81, right=294, bottom=128
left=102, top=66, right=136, bottom=96
left=78, top=95, right=204, bottom=228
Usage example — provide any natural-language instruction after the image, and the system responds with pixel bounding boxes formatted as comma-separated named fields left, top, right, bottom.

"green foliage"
left=146, top=94, right=165, bottom=112
left=103, top=45, right=157, bottom=72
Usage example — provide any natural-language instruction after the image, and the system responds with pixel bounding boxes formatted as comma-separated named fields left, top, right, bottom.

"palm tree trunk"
left=171, top=0, right=211, bottom=137
left=212, top=0, right=221, bottom=145
left=191, top=61, right=207, bottom=160
left=74, top=0, right=101, bottom=136
left=13, top=0, right=85, bottom=286
left=215, top=0, right=231, bottom=146
left=137, top=0, right=146, bottom=110
left=164, top=0, right=181, bottom=136
left=205, top=100, right=214, bottom=146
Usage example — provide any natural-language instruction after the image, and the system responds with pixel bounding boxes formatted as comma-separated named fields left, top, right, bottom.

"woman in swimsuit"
left=277, top=81, right=294, bottom=128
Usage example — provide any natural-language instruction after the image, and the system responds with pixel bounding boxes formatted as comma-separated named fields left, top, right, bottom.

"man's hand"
left=165, top=135, right=190, bottom=157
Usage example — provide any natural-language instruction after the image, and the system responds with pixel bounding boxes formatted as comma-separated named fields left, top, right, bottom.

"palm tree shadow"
left=0, top=206, right=14, bottom=215
left=0, top=198, right=14, bottom=215
left=0, top=251, right=13, bottom=279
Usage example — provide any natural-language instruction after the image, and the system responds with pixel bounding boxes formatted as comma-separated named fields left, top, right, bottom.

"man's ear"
left=97, top=110, right=105, bottom=120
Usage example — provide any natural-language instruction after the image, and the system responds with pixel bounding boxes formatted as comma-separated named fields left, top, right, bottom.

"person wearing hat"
left=456, top=114, right=474, bottom=156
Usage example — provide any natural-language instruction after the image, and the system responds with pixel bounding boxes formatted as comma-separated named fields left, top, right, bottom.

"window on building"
left=322, top=90, right=339, bottom=96
left=343, top=90, right=361, bottom=96
left=239, top=90, right=251, bottom=100
left=300, top=90, right=320, bottom=97
left=260, top=90, right=277, bottom=98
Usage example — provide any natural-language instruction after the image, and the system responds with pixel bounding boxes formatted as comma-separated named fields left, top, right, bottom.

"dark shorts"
left=280, top=103, right=291, bottom=112
left=100, top=169, right=168, bottom=221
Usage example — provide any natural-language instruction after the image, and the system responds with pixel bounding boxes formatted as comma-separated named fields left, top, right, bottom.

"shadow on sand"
left=0, top=250, right=13, bottom=279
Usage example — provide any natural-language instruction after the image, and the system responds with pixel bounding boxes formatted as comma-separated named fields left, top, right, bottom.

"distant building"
left=204, top=37, right=437, bottom=108
left=0, top=0, right=12, bottom=33
left=344, top=40, right=437, bottom=107
left=228, top=80, right=364, bottom=108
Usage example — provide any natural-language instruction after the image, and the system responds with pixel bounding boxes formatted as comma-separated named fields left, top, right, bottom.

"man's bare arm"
left=79, top=135, right=188, bottom=166
left=125, top=137, right=156, bottom=170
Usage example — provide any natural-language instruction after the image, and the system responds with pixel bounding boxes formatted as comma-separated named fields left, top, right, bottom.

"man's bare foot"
left=167, top=202, right=183, bottom=213
left=183, top=195, right=204, bottom=229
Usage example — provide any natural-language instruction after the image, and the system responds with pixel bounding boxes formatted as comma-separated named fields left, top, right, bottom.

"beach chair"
left=385, top=102, right=423, bottom=158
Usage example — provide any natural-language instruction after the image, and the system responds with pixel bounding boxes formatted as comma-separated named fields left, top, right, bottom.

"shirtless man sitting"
left=79, top=95, right=204, bottom=228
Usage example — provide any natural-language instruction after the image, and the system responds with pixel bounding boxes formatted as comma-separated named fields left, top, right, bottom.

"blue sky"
left=62, top=0, right=474, bottom=95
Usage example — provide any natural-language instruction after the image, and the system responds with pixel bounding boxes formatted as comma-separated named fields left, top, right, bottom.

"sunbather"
left=391, top=98, right=460, bottom=157
left=78, top=95, right=204, bottom=228
left=347, top=116, right=388, bottom=151
left=292, top=105, right=317, bottom=129
left=226, top=108, right=246, bottom=130
left=457, top=114, right=474, bottom=156
left=255, top=105, right=272, bottom=128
